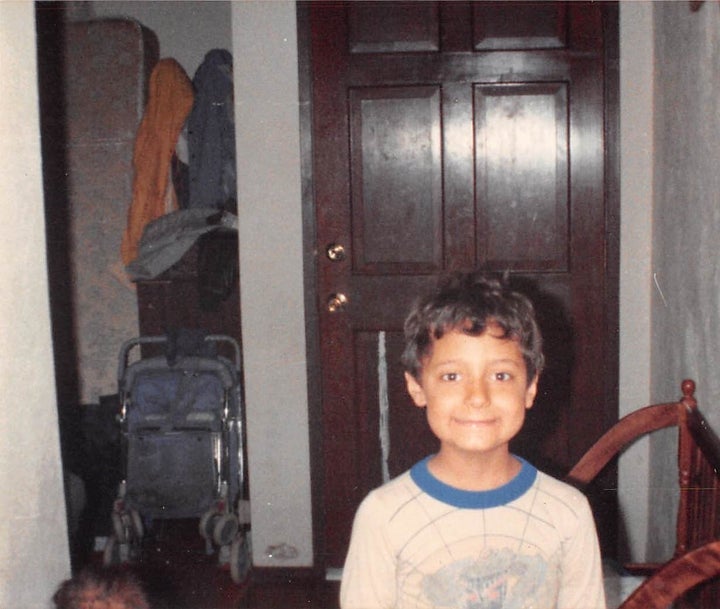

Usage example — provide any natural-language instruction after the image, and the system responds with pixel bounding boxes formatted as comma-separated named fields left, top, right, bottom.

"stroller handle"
left=118, top=334, right=242, bottom=385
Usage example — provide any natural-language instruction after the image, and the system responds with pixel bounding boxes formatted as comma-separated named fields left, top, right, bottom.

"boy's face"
left=405, top=325, right=538, bottom=461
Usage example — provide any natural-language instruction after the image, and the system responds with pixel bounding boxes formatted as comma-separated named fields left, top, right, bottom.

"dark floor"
left=91, top=520, right=340, bottom=609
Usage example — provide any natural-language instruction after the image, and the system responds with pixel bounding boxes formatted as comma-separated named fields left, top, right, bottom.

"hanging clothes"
left=125, top=207, right=237, bottom=281
left=121, top=58, right=194, bottom=266
left=186, top=49, right=236, bottom=212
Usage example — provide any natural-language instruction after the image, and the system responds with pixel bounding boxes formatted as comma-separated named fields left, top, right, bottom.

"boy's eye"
left=440, top=372, right=460, bottom=382
left=494, top=372, right=512, bottom=381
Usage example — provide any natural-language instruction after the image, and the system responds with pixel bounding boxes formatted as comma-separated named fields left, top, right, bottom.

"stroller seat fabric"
left=128, top=358, right=231, bottom=432
left=127, top=430, right=217, bottom=516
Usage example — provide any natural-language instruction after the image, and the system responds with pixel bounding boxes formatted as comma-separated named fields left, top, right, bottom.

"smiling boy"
left=340, top=272, right=606, bottom=609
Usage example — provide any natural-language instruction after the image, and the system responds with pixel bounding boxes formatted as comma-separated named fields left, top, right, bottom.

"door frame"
left=296, top=1, right=620, bottom=572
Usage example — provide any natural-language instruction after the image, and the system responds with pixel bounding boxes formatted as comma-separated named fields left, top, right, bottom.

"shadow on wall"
left=509, top=276, right=574, bottom=478
left=36, top=1, right=79, bottom=407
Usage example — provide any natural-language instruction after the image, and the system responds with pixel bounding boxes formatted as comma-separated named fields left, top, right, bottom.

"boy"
left=340, top=272, right=606, bottom=609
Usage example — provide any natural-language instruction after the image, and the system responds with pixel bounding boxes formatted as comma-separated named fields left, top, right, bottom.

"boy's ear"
left=405, top=372, right=427, bottom=408
left=525, top=374, right=539, bottom=410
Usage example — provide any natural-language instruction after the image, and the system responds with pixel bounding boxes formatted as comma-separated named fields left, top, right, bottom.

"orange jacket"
left=121, top=58, right=194, bottom=266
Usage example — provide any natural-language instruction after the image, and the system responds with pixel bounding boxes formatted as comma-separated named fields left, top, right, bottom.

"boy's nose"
left=466, top=379, right=489, bottom=408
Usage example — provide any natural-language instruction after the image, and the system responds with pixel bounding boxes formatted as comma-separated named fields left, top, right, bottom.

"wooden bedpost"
left=675, top=378, right=696, bottom=557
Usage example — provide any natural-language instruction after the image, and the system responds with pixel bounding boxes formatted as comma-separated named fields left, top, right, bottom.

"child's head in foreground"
left=402, top=271, right=544, bottom=384
left=52, top=566, right=150, bottom=609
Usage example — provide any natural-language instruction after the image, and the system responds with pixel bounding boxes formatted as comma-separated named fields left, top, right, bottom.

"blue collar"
left=410, top=455, right=537, bottom=509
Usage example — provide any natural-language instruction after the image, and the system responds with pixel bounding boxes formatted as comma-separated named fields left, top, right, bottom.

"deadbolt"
left=326, top=243, right=346, bottom=262
left=327, top=293, right=349, bottom=313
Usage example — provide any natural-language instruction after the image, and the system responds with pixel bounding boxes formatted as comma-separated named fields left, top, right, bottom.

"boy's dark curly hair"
left=401, top=272, right=544, bottom=383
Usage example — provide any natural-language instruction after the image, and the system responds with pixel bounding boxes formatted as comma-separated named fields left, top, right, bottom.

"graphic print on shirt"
left=422, top=547, right=554, bottom=609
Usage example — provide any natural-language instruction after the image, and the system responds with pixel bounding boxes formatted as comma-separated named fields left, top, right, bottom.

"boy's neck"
left=427, top=448, right=521, bottom=492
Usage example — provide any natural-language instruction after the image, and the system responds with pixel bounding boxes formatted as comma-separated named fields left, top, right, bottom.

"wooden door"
left=307, top=1, right=618, bottom=569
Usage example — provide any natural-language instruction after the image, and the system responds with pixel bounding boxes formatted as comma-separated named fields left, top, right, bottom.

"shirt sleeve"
left=340, top=491, right=397, bottom=609
left=557, top=493, right=607, bottom=609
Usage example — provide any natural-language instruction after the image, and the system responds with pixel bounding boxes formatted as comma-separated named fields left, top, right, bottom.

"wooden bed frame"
left=566, top=379, right=720, bottom=608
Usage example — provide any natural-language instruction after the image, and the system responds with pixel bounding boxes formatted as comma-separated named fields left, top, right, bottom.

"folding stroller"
left=103, top=333, right=250, bottom=584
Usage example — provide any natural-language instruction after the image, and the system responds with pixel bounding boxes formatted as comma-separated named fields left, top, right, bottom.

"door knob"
left=326, top=243, right=346, bottom=262
left=327, top=293, right=348, bottom=313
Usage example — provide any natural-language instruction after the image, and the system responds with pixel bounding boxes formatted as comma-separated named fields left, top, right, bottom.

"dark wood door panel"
left=475, top=82, right=569, bottom=271
left=348, top=1, right=440, bottom=53
left=347, top=275, right=436, bottom=329
left=349, top=86, right=443, bottom=272
left=473, top=1, right=568, bottom=50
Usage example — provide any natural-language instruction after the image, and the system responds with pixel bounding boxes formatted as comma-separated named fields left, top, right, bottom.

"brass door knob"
left=327, top=293, right=348, bottom=313
left=326, top=243, right=346, bottom=262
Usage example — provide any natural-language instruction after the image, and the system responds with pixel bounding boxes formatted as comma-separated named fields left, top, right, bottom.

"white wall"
left=618, top=1, right=654, bottom=562
left=232, top=1, right=313, bottom=569
left=618, top=0, right=720, bottom=563
left=0, top=3, right=71, bottom=607
left=649, top=0, right=720, bottom=561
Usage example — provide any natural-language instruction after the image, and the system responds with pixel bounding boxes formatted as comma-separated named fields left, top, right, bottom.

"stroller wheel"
left=103, top=534, right=139, bottom=566
left=199, top=509, right=217, bottom=541
left=213, top=513, right=239, bottom=547
left=230, top=532, right=251, bottom=584
left=103, top=536, right=121, bottom=566
left=130, top=509, right=144, bottom=541
left=112, top=512, right=129, bottom=544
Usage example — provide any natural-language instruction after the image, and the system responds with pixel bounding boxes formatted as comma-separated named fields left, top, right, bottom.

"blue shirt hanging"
left=186, top=49, right=236, bottom=212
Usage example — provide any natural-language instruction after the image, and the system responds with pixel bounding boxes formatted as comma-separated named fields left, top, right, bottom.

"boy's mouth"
left=453, top=417, right=496, bottom=427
